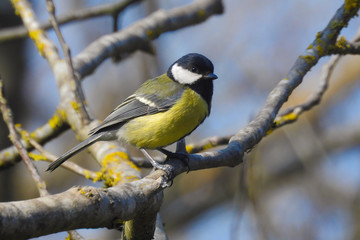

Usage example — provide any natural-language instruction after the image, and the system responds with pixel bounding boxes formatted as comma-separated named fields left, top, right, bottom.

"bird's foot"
left=158, top=148, right=190, bottom=173
left=140, top=149, right=173, bottom=185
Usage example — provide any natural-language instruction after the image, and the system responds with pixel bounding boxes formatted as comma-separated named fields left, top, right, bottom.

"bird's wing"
left=89, top=84, right=184, bottom=135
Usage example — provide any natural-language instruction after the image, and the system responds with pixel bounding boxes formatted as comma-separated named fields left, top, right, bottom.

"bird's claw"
left=159, top=149, right=191, bottom=173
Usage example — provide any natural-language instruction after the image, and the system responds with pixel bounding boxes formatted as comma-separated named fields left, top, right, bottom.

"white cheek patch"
left=171, top=63, right=202, bottom=84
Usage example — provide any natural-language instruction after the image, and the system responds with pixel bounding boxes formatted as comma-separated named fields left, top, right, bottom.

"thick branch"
left=0, top=176, right=163, bottom=239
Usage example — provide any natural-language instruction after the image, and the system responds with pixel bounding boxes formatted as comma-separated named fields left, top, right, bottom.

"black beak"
left=203, top=73, right=218, bottom=80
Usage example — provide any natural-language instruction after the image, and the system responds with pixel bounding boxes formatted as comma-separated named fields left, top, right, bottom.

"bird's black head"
left=167, top=53, right=217, bottom=84
left=167, top=53, right=217, bottom=112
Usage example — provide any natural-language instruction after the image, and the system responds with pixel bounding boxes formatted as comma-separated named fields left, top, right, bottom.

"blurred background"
left=1, top=0, right=360, bottom=239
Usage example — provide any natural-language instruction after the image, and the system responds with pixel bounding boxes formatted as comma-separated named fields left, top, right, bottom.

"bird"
left=46, top=53, right=217, bottom=173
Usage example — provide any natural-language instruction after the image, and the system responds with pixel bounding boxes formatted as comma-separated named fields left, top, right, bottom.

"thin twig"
left=0, top=0, right=142, bottom=43
left=271, top=29, right=360, bottom=131
left=46, top=0, right=88, bottom=116
left=0, top=78, right=48, bottom=197
left=272, top=55, right=340, bottom=129
left=0, top=110, right=68, bottom=167
left=186, top=135, right=232, bottom=154
left=17, top=126, right=98, bottom=180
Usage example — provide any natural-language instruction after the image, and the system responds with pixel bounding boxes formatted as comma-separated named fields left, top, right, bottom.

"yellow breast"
left=119, top=88, right=209, bottom=149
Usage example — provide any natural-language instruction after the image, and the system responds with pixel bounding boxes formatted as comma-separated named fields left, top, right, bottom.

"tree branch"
left=1, top=76, right=84, bottom=239
left=0, top=0, right=142, bottom=43
left=0, top=175, right=163, bottom=239
left=149, top=2, right=360, bottom=179
left=11, top=0, right=140, bottom=184
left=329, top=35, right=360, bottom=54
left=130, top=135, right=232, bottom=168
left=186, top=135, right=231, bottom=154
left=73, top=0, right=224, bottom=78
left=23, top=129, right=98, bottom=180
left=272, top=29, right=360, bottom=130
left=0, top=78, right=48, bottom=197
left=0, top=110, right=68, bottom=168
left=3, top=0, right=359, bottom=238
left=1, top=0, right=223, bottom=172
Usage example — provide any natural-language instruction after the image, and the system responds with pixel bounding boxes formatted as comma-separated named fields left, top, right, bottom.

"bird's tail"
left=46, top=133, right=104, bottom=172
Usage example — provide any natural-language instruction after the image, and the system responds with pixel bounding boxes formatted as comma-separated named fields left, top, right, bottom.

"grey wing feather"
left=89, top=89, right=184, bottom=135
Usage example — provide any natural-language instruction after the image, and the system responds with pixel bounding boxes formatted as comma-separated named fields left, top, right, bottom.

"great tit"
left=47, top=53, right=217, bottom=172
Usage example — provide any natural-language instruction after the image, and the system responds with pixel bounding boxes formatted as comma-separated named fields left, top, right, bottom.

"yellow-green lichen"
left=202, top=141, right=214, bottom=151
left=335, top=36, right=349, bottom=49
left=37, top=182, right=46, bottom=190
left=17, top=128, right=31, bottom=143
left=93, top=169, right=120, bottom=187
left=58, top=109, right=66, bottom=119
left=344, top=0, right=360, bottom=13
left=146, top=30, right=154, bottom=38
left=79, top=187, right=87, bottom=195
left=330, top=20, right=343, bottom=31
left=300, top=55, right=315, bottom=64
left=70, top=101, right=81, bottom=113
left=11, top=1, right=46, bottom=56
left=146, top=29, right=160, bottom=39
left=29, top=153, right=47, bottom=161
left=315, top=31, right=323, bottom=40
left=84, top=170, right=91, bottom=179
left=267, top=112, right=299, bottom=135
left=307, top=44, right=314, bottom=50
left=94, top=151, right=138, bottom=187
left=28, top=29, right=45, bottom=56
left=29, top=132, right=37, bottom=139
left=48, top=114, right=63, bottom=129
left=185, top=145, right=194, bottom=153
left=266, top=128, right=274, bottom=135
left=198, top=9, right=206, bottom=18
left=14, top=123, right=29, bottom=142
left=78, top=187, right=93, bottom=198
left=11, top=0, right=22, bottom=15
left=274, top=112, right=298, bottom=126
left=316, top=45, right=325, bottom=56
left=112, top=219, right=125, bottom=229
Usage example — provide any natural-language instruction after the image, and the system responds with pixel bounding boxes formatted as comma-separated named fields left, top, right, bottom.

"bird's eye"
left=191, top=67, right=198, bottom=73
